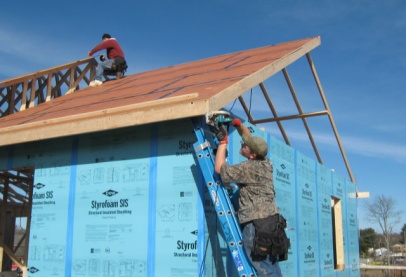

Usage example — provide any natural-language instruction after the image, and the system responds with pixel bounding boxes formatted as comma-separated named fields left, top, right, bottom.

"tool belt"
left=111, top=56, right=128, bottom=73
left=251, top=213, right=290, bottom=264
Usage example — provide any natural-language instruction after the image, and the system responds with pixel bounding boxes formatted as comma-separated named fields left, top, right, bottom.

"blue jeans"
left=243, top=222, right=282, bottom=277
left=95, top=59, right=114, bottom=81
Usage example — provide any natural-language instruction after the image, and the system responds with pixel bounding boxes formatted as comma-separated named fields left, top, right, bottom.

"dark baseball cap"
left=242, top=134, right=268, bottom=157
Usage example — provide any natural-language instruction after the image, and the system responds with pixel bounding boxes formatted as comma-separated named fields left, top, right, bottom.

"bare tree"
left=401, top=223, right=406, bottom=245
left=363, top=194, right=403, bottom=265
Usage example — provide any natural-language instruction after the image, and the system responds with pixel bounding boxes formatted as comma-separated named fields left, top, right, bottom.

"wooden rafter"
left=0, top=169, right=32, bottom=209
left=236, top=53, right=354, bottom=183
left=282, top=67, right=323, bottom=164
left=0, top=57, right=95, bottom=118
left=305, top=53, right=355, bottom=182
left=258, top=82, right=291, bottom=146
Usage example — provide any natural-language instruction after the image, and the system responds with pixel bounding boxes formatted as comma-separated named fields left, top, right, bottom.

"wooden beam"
left=69, top=67, right=75, bottom=90
left=36, top=78, right=44, bottom=104
left=0, top=57, right=94, bottom=87
left=2, top=244, right=27, bottom=276
left=356, top=191, right=370, bottom=198
left=66, top=63, right=92, bottom=95
left=306, top=52, right=355, bottom=183
left=28, top=78, right=36, bottom=108
left=282, top=68, right=323, bottom=164
left=20, top=81, right=28, bottom=111
left=1, top=58, right=95, bottom=118
left=0, top=93, right=204, bottom=147
left=237, top=96, right=255, bottom=123
left=23, top=182, right=33, bottom=277
left=8, top=84, right=16, bottom=115
left=259, top=82, right=291, bottom=146
left=53, top=71, right=70, bottom=96
left=251, top=110, right=329, bottom=124
left=46, top=73, right=53, bottom=102
left=0, top=180, right=9, bottom=270
left=332, top=197, right=345, bottom=270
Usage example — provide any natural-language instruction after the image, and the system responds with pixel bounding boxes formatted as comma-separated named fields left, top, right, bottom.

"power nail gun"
left=205, top=111, right=233, bottom=142
left=206, top=110, right=233, bottom=127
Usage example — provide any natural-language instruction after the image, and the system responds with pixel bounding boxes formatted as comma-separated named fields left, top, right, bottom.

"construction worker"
left=88, top=33, right=126, bottom=87
left=214, top=118, right=286, bottom=277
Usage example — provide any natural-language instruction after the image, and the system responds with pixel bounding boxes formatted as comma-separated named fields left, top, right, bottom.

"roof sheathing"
left=0, top=37, right=320, bottom=147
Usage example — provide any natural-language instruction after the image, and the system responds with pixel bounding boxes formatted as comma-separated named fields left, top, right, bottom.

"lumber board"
left=0, top=93, right=203, bottom=146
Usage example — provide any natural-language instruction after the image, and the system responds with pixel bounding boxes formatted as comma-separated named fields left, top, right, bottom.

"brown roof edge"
left=209, top=36, right=321, bottom=110
left=0, top=93, right=203, bottom=147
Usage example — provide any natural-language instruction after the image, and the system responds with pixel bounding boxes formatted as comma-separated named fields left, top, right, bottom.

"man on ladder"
left=214, top=117, right=288, bottom=277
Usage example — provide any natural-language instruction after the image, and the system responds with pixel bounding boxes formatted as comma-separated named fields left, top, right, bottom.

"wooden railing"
left=0, top=57, right=96, bottom=118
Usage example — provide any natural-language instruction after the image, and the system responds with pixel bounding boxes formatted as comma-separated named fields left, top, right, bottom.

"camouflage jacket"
left=220, top=158, right=279, bottom=224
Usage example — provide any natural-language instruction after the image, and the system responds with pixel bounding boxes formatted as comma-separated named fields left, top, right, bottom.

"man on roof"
left=88, top=33, right=126, bottom=87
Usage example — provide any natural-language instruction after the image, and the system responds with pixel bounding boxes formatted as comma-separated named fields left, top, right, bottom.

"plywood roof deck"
left=0, top=36, right=356, bottom=183
left=0, top=37, right=320, bottom=144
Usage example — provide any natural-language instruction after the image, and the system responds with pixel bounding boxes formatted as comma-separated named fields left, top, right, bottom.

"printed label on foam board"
left=71, top=129, right=151, bottom=277
left=71, top=161, right=149, bottom=277
left=154, top=122, right=200, bottom=276
left=345, top=181, right=361, bottom=276
left=296, top=152, right=319, bottom=277
left=28, top=158, right=71, bottom=276
left=269, top=137, right=297, bottom=276
left=317, top=164, right=335, bottom=274
left=333, top=173, right=345, bottom=199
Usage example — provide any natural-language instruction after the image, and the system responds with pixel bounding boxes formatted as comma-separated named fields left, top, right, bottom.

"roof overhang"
left=0, top=37, right=321, bottom=147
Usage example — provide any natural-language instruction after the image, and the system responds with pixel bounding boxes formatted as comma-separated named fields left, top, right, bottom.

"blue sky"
left=1, top=1, right=405, bottom=233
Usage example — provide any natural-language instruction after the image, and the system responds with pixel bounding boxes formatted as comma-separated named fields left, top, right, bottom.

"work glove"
left=231, top=118, right=242, bottom=127
left=215, top=124, right=228, bottom=145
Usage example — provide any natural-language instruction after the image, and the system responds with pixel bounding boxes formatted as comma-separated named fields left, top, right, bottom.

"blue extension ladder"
left=192, top=117, right=257, bottom=277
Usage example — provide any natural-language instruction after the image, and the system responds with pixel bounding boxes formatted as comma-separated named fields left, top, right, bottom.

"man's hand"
left=214, top=125, right=228, bottom=174
left=215, top=124, right=228, bottom=144
left=219, top=135, right=228, bottom=145
left=231, top=118, right=241, bottom=127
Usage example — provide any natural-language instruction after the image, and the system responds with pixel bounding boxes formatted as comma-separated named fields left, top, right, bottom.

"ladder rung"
left=192, top=117, right=257, bottom=277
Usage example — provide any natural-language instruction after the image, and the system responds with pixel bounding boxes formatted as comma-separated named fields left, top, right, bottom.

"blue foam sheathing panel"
left=0, top=117, right=360, bottom=277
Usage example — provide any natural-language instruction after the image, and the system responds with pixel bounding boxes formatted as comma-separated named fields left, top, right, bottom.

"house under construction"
left=0, top=36, right=364, bottom=277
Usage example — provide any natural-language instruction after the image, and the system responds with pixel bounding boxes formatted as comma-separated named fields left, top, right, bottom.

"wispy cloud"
left=0, top=28, right=41, bottom=62
left=266, top=127, right=406, bottom=163
left=0, top=25, right=87, bottom=79
left=342, top=135, right=406, bottom=163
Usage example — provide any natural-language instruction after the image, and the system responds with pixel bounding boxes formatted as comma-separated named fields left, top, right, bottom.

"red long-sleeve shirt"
left=89, top=38, right=125, bottom=59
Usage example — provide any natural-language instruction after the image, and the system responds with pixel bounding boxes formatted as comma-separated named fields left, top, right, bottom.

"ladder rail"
left=192, top=118, right=257, bottom=277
